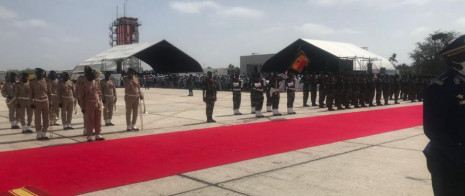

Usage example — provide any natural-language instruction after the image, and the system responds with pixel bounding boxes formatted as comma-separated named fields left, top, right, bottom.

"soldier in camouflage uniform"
left=401, top=75, right=408, bottom=101
left=318, top=74, right=327, bottom=108
left=203, top=71, right=217, bottom=122
left=393, top=74, right=401, bottom=104
left=286, top=71, right=297, bottom=114
left=300, top=71, right=310, bottom=107
left=251, top=70, right=265, bottom=117
left=187, top=74, right=194, bottom=96
left=359, top=73, right=368, bottom=107
left=269, top=72, right=282, bottom=116
left=326, top=73, right=336, bottom=111
left=335, top=74, right=344, bottom=110
left=231, top=73, right=242, bottom=115
left=310, top=73, right=318, bottom=106
left=344, top=74, right=352, bottom=109
left=382, top=74, right=390, bottom=105
left=375, top=74, right=383, bottom=106
left=352, top=73, right=361, bottom=108
left=409, top=75, right=417, bottom=102
left=265, top=75, right=273, bottom=112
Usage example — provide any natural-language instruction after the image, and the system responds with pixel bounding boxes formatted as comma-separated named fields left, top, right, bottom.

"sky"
left=0, top=0, right=464, bottom=71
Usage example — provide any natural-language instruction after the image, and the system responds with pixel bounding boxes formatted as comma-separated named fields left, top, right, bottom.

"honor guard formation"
left=2, top=64, right=430, bottom=141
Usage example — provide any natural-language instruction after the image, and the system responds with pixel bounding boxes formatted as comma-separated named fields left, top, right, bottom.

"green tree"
left=409, top=30, right=460, bottom=76
left=389, top=53, right=398, bottom=67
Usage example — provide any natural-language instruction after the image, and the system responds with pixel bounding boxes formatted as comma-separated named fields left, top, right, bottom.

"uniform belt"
left=34, top=98, right=48, bottom=102
left=104, top=94, right=115, bottom=97
left=125, top=94, right=140, bottom=97
left=51, top=94, right=57, bottom=96
left=18, top=97, right=30, bottom=100
left=233, top=89, right=241, bottom=91
left=86, top=99, right=98, bottom=103
left=62, top=96, right=74, bottom=99
left=254, top=89, right=263, bottom=92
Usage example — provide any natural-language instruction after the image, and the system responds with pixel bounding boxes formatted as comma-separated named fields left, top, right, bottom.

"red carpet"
left=0, top=105, right=422, bottom=196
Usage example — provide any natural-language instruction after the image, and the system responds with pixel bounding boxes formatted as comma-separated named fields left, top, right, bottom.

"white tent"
left=301, top=39, right=395, bottom=72
left=262, top=38, right=396, bottom=74
left=72, top=40, right=203, bottom=74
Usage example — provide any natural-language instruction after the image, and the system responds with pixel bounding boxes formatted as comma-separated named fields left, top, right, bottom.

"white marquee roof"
left=302, top=39, right=395, bottom=71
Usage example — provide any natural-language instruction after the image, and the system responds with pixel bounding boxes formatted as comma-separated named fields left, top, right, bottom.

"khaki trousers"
left=34, top=100, right=49, bottom=133
left=18, top=99, right=33, bottom=126
left=103, top=96, right=115, bottom=121
left=125, top=95, right=139, bottom=126
left=7, top=102, right=18, bottom=123
left=61, top=98, right=74, bottom=125
left=85, top=102, right=101, bottom=136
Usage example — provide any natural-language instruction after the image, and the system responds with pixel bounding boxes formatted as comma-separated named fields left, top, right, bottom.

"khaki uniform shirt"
left=30, top=79, right=51, bottom=103
left=57, top=80, right=76, bottom=104
left=78, top=79, right=102, bottom=108
left=123, top=77, right=142, bottom=97
left=100, top=79, right=117, bottom=98
left=1, top=81, right=16, bottom=104
left=15, top=82, right=31, bottom=102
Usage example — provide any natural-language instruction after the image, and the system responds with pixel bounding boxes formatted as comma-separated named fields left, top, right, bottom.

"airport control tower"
left=108, top=6, right=142, bottom=73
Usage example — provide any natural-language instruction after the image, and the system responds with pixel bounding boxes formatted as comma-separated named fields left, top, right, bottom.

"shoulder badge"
left=454, top=77, right=460, bottom=85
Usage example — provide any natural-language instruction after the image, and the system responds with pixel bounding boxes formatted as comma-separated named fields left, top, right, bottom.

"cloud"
left=0, top=5, right=17, bottom=19
left=456, top=17, right=465, bottom=26
left=169, top=1, right=220, bottom=13
left=170, top=1, right=263, bottom=19
left=12, top=19, right=48, bottom=28
left=295, top=23, right=362, bottom=36
left=313, top=0, right=431, bottom=6
left=409, top=26, right=428, bottom=36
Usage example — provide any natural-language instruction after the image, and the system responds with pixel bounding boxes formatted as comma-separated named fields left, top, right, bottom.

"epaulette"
left=432, top=74, right=448, bottom=86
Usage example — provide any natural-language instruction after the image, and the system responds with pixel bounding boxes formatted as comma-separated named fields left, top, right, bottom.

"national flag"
left=291, top=50, right=310, bottom=73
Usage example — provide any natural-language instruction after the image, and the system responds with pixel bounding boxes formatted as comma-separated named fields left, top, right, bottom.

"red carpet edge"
left=0, top=105, right=423, bottom=196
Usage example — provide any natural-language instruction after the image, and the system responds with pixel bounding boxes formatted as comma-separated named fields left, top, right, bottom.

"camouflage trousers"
left=310, top=90, right=317, bottom=105
left=319, top=90, right=326, bottom=106
left=233, top=91, right=241, bottom=110
left=287, top=90, right=295, bottom=108
left=303, top=90, right=309, bottom=105
left=252, top=91, right=264, bottom=111
left=266, top=91, right=272, bottom=106
left=272, top=93, right=280, bottom=109
left=206, top=101, right=215, bottom=120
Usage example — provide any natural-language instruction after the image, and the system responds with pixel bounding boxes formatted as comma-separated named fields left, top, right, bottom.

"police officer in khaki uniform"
left=57, top=72, right=76, bottom=130
left=30, top=68, right=51, bottom=140
left=76, top=74, right=88, bottom=135
left=79, top=67, right=105, bottom=142
left=101, top=71, right=117, bottom=126
left=48, top=71, right=60, bottom=125
left=16, top=73, right=33, bottom=133
left=124, top=68, right=143, bottom=131
left=2, top=72, right=19, bottom=129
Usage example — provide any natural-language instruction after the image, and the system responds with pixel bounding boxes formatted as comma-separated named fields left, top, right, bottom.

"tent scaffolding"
left=337, top=56, right=383, bottom=73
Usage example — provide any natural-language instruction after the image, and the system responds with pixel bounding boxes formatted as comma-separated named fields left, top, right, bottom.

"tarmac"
left=0, top=88, right=431, bottom=196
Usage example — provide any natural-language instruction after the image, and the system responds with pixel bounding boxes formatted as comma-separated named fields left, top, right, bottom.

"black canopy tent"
left=134, top=40, right=203, bottom=73
left=260, top=39, right=340, bottom=73
left=74, top=40, right=203, bottom=74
